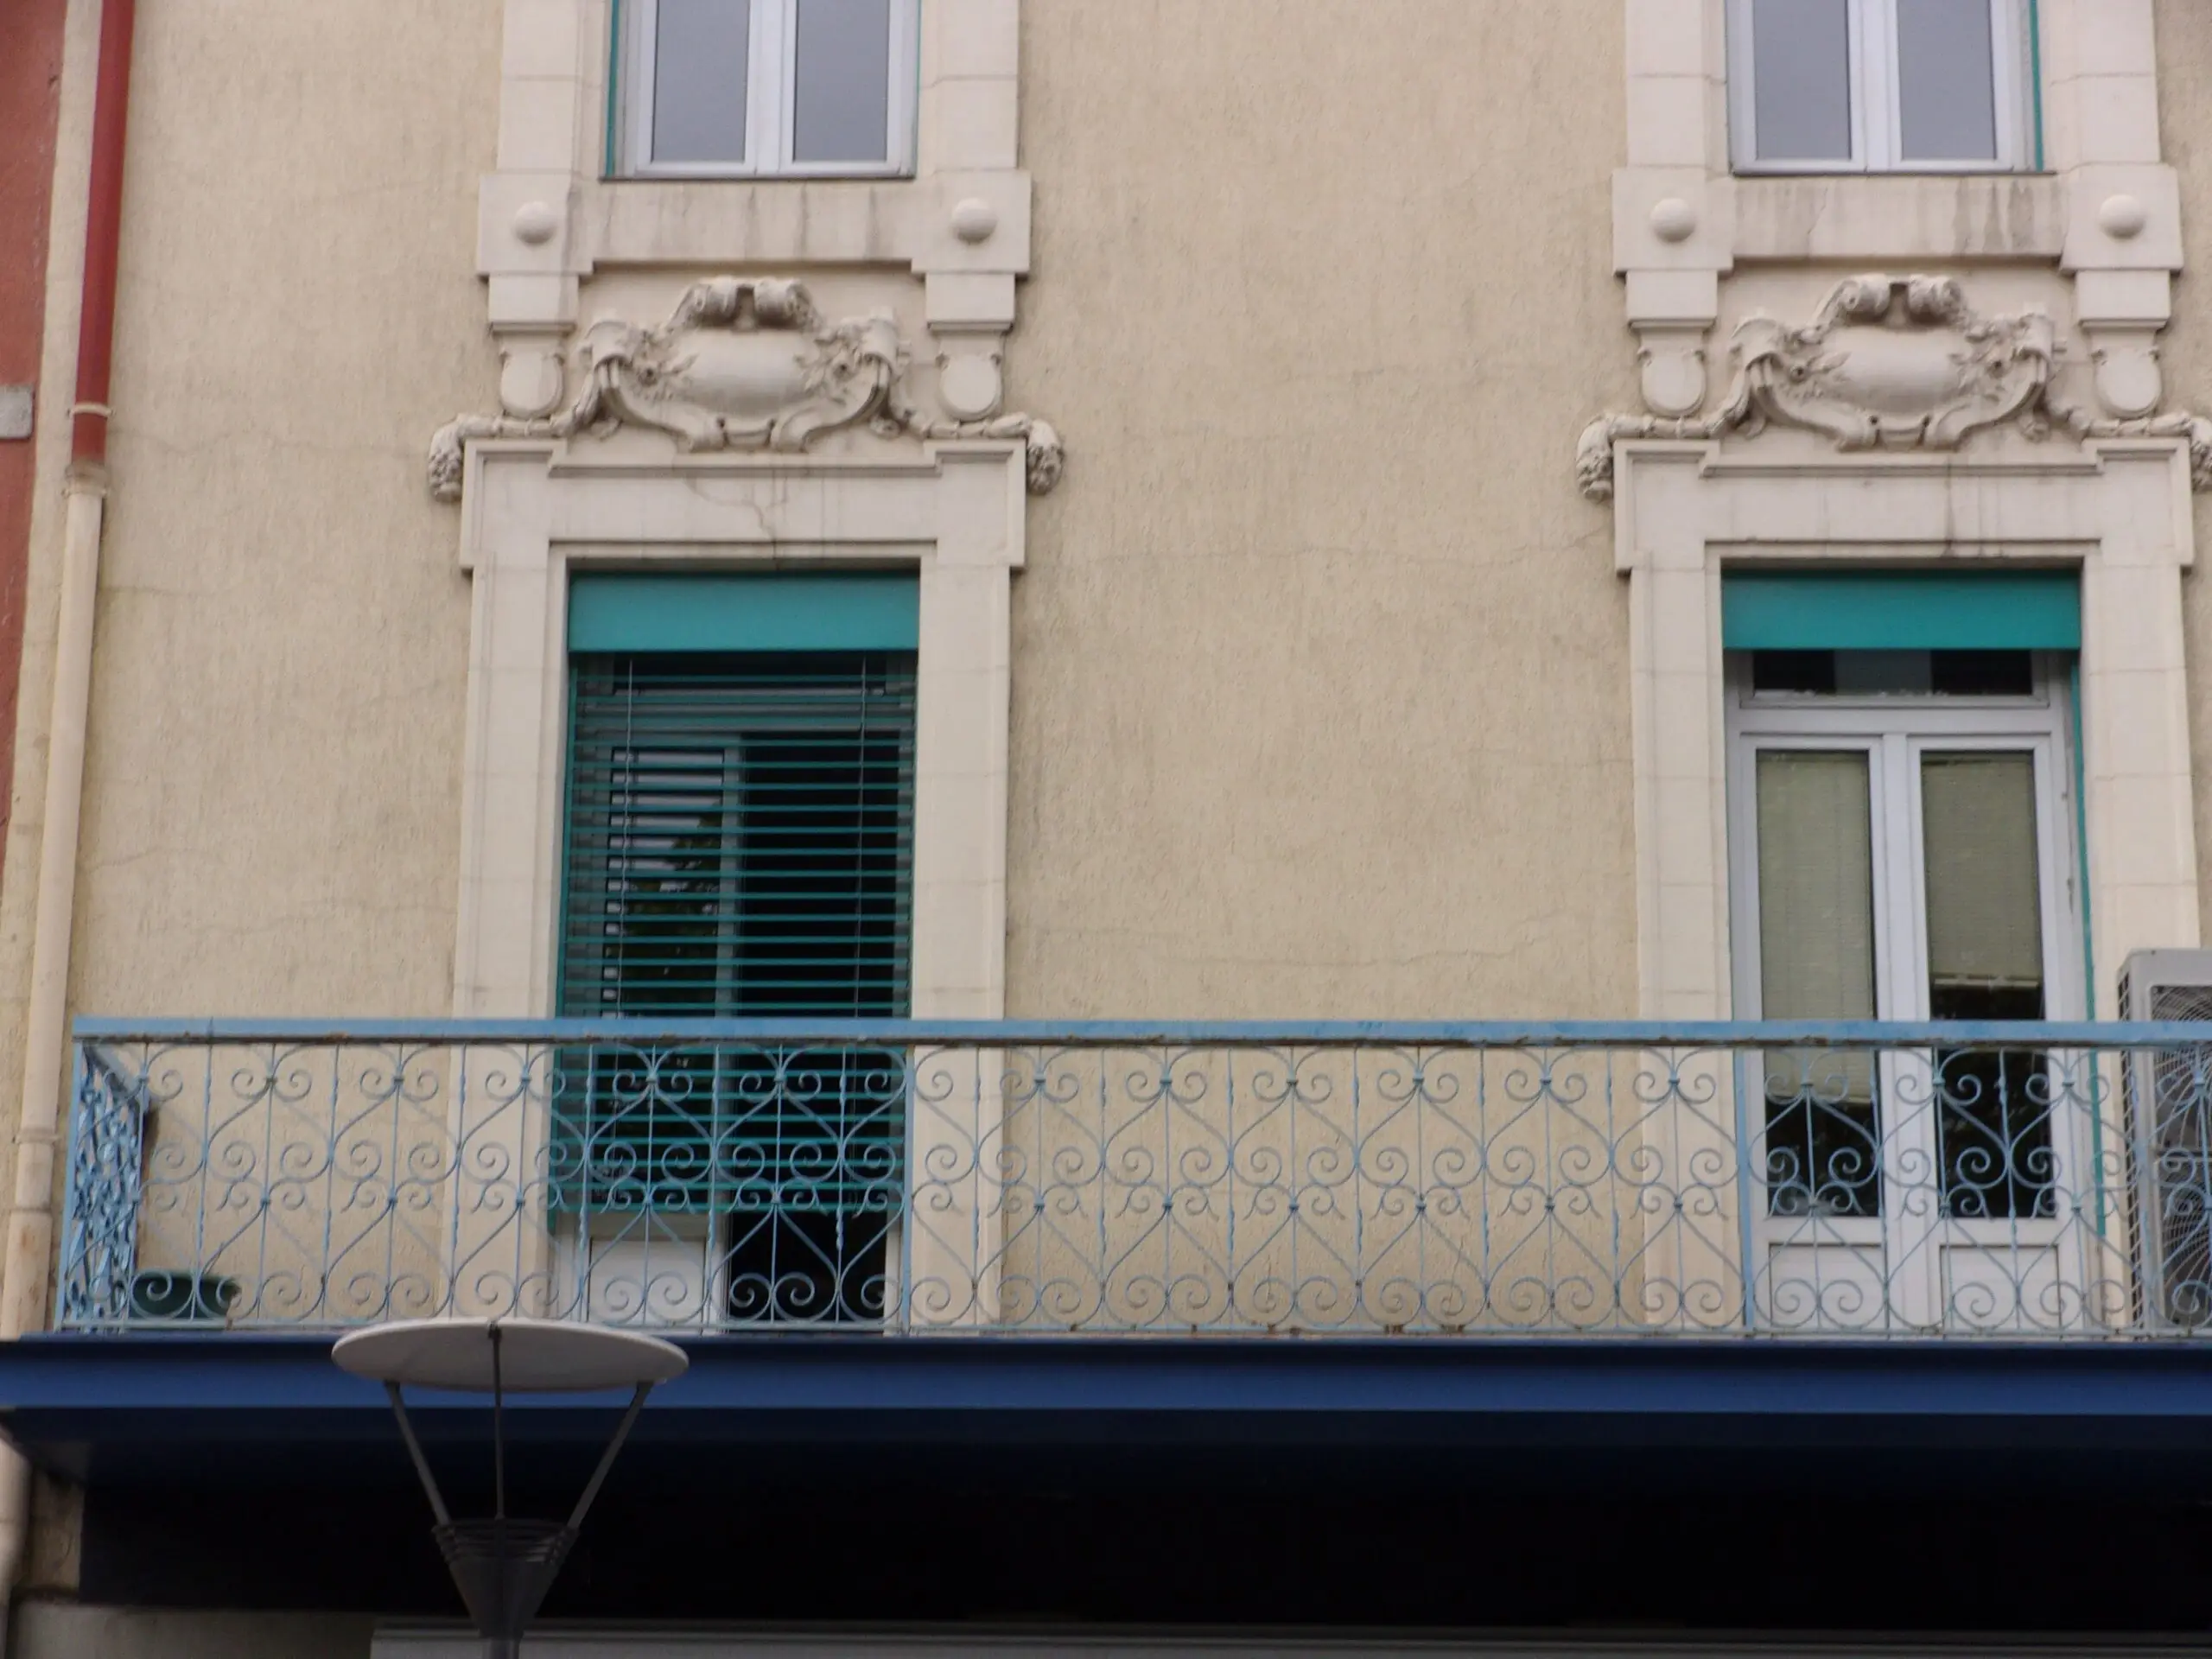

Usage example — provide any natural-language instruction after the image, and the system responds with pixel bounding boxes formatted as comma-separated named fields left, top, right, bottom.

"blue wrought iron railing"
left=54, top=1018, right=2212, bottom=1338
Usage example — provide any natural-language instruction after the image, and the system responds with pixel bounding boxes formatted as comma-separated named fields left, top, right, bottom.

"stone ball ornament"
left=511, top=200, right=560, bottom=247
left=950, top=197, right=1000, bottom=244
left=2098, top=194, right=2148, bottom=240
left=1649, top=197, right=1698, bottom=244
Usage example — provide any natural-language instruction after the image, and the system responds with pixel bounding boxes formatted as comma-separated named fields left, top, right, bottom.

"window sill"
left=576, top=173, right=1027, bottom=275
left=607, top=168, right=918, bottom=184
left=1732, top=173, right=2065, bottom=264
left=1731, top=163, right=2038, bottom=179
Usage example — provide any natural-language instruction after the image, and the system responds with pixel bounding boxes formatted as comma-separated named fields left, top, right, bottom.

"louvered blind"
left=556, top=651, right=916, bottom=1218
left=561, top=652, right=917, bottom=1019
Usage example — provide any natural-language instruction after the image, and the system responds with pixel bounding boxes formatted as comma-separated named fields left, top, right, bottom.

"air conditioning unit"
left=2119, top=950, right=2212, bottom=1328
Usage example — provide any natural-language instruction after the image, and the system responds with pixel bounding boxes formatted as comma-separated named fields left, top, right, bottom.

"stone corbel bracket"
left=1577, top=274, right=2211, bottom=502
left=429, top=276, right=1063, bottom=501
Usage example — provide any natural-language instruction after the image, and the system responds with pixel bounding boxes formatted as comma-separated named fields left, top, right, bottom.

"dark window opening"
left=1750, top=650, right=2035, bottom=697
left=1929, top=983, right=2056, bottom=1221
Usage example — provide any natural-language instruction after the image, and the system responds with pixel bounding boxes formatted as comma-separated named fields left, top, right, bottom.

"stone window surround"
left=1616, top=0, right=2181, bottom=423
left=457, top=0, right=1036, bottom=1025
left=482, top=0, right=1028, bottom=421
left=449, top=440, right=1025, bottom=1023
left=1613, top=439, right=2200, bottom=1020
left=1609, top=0, right=2196, bottom=1020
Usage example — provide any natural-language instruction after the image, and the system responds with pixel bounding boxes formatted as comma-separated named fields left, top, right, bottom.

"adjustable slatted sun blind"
left=560, top=653, right=918, bottom=1022
left=557, top=628, right=916, bottom=1225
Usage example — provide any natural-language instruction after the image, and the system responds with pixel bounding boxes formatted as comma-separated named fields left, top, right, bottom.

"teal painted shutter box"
left=1720, top=570, right=2081, bottom=652
left=567, top=571, right=920, bottom=654
left=556, top=573, right=918, bottom=1324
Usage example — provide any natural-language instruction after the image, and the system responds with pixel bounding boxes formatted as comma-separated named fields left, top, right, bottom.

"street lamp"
left=334, top=1317, right=689, bottom=1659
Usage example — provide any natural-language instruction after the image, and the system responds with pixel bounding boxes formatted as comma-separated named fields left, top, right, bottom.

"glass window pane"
left=1834, top=651, right=1933, bottom=696
left=1921, top=752, right=2051, bottom=1218
left=1757, top=750, right=1881, bottom=1217
left=1748, top=0, right=1853, bottom=162
left=1897, top=0, right=1999, bottom=162
left=1751, top=651, right=1839, bottom=695
left=1758, top=751, right=1879, bottom=1021
left=1929, top=651, right=2032, bottom=696
left=1921, top=753, right=2043, bottom=995
left=792, top=0, right=893, bottom=165
left=1750, top=650, right=2036, bottom=696
left=652, top=0, right=751, bottom=165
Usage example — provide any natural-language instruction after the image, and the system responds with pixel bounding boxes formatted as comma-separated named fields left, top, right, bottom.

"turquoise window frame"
left=1720, top=569, right=2079, bottom=652
left=568, top=571, right=920, bottom=654
left=2025, top=0, right=2044, bottom=172
left=603, top=0, right=623, bottom=179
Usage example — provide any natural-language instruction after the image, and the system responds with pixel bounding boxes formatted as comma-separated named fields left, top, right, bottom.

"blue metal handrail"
left=54, top=1019, right=2212, bottom=1340
left=68, top=1015, right=2212, bottom=1046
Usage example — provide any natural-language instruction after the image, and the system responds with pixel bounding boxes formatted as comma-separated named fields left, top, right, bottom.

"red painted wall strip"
left=73, top=0, right=136, bottom=468
left=0, top=0, right=72, bottom=858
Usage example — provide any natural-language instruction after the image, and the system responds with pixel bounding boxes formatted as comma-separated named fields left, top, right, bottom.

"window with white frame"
left=1728, top=0, right=2034, bottom=173
left=1726, top=649, right=2087, bottom=1330
left=619, top=0, right=918, bottom=178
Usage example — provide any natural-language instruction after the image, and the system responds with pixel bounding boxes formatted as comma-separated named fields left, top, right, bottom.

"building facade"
left=3, top=0, right=2212, bottom=1653
left=0, top=0, right=68, bottom=912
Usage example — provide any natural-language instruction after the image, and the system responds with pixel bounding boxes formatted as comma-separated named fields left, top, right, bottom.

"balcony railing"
left=55, top=1018, right=2212, bottom=1338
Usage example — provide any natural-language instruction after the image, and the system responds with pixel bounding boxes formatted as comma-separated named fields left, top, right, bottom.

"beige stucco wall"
left=10, top=0, right=1644, bottom=1046
left=4, top=1, right=2202, bottom=1301
left=1007, top=0, right=1638, bottom=1019
left=0, top=0, right=2207, bottom=1616
left=12, top=5, right=2210, bottom=1246
left=2158, top=0, right=2212, bottom=947
left=0, top=0, right=498, bottom=1082
left=0, top=0, right=498, bottom=1563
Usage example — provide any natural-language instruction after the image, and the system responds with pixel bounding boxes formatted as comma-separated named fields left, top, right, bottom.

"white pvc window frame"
left=620, top=0, right=919, bottom=180
left=1724, top=654, right=2091, bottom=1331
left=1725, top=653, right=2083, bottom=1027
left=1726, top=0, right=2034, bottom=175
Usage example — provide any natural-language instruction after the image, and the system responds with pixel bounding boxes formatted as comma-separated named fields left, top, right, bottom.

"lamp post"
left=334, top=1317, right=688, bottom=1659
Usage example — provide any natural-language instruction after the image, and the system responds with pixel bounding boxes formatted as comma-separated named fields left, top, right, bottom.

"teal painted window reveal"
left=2027, top=0, right=2044, bottom=172
left=569, top=571, right=920, bottom=654
left=1721, top=570, right=2079, bottom=652
left=603, top=0, right=623, bottom=179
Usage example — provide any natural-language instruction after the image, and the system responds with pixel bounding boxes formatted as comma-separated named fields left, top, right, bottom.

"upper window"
left=1727, top=0, right=2034, bottom=173
left=618, top=0, right=918, bottom=178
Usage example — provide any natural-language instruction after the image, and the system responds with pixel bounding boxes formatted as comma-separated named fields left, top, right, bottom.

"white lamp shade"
left=332, top=1317, right=688, bottom=1394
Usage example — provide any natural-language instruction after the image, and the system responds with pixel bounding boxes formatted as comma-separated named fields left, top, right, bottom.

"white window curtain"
left=1920, top=753, right=2044, bottom=992
left=1756, top=751, right=1878, bottom=1101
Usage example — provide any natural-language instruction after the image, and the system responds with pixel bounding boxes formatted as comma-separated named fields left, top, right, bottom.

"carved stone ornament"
left=429, top=276, right=1063, bottom=499
left=1577, top=274, right=2212, bottom=502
